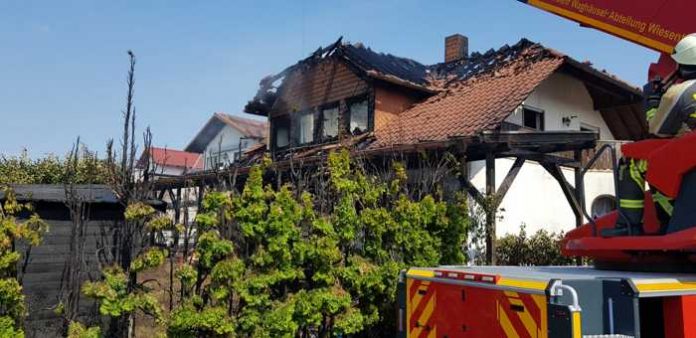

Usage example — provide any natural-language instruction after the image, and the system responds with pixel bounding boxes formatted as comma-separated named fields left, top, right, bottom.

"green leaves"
left=195, top=231, right=234, bottom=270
left=168, top=305, right=235, bottom=338
left=124, top=202, right=156, bottom=222
left=0, top=279, right=26, bottom=322
left=176, top=264, right=198, bottom=293
left=0, top=187, right=48, bottom=336
left=0, top=316, right=23, bottom=338
left=67, top=322, right=101, bottom=338
left=130, top=248, right=168, bottom=273
left=496, top=225, right=573, bottom=266
left=131, top=148, right=470, bottom=337
left=82, top=266, right=164, bottom=322
left=146, top=215, right=173, bottom=232
left=0, top=150, right=109, bottom=185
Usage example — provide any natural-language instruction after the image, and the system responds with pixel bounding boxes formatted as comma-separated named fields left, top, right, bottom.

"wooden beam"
left=573, top=150, right=585, bottom=228
left=196, top=185, right=206, bottom=210
left=541, top=163, right=582, bottom=221
left=460, top=178, right=486, bottom=207
left=481, top=130, right=597, bottom=148
left=485, top=152, right=496, bottom=266
left=500, top=151, right=581, bottom=168
left=458, top=157, right=486, bottom=207
left=495, top=157, right=524, bottom=207
left=157, top=189, right=166, bottom=200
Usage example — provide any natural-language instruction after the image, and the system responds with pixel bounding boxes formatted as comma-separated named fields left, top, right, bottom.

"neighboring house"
left=138, top=147, right=203, bottom=177
left=244, top=35, right=645, bottom=236
left=185, top=113, right=267, bottom=170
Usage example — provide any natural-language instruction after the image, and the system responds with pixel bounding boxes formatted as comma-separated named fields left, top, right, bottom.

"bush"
left=496, top=225, right=574, bottom=266
left=164, top=150, right=470, bottom=337
left=0, top=150, right=109, bottom=185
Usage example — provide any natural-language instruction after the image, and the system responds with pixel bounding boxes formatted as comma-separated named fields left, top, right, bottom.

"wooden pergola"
left=153, top=130, right=601, bottom=265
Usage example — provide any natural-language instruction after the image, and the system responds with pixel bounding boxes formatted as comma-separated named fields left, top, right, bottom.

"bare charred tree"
left=58, top=138, right=92, bottom=330
left=95, top=50, right=157, bottom=338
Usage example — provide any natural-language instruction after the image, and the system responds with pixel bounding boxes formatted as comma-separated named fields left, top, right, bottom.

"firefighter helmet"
left=672, top=33, right=696, bottom=66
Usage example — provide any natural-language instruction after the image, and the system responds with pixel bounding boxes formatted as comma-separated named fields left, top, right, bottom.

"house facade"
left=242, top=34, right=645, bottom=237
left=185, top=113, right=267, bottom=170
left=469, top=71, right=626, bottom=235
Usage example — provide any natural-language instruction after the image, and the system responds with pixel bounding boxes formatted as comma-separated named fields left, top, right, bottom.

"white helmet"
left=672, top=33, right=696, bottom=66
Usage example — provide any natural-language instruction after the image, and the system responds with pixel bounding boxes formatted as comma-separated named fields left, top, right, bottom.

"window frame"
left=293, top=109, right=317, bottom=146
left=271, top=114, right=292, bottom=151
left=319, top=102, right=340, bottom=142
left=346, top=94, right=372, bottom=135
left=522, top=105, right=545, bottom=131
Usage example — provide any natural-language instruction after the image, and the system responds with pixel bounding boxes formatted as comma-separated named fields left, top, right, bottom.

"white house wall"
left=468, top=159, right=614, bottom=235
left=203, top=125, right=261, bottom=169
left=470, top=72, right=620, bottom=236
left=505, top=72, right=614, bottom=140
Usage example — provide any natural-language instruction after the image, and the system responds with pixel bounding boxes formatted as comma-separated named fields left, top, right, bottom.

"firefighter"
left=615, top=33, right=696, bottom=235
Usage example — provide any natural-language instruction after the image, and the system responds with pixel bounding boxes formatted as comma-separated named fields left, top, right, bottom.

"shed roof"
left=1, top=185, right=119, bottom=203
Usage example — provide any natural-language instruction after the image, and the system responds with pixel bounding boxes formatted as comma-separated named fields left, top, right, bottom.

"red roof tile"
left=373, top=45, right=565, bottom=148
left=147, top=147, right=203, bottom=170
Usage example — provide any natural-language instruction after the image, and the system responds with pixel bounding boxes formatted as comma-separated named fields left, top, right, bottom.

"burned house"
left=155, top=34, right=644, bottom=263
left=240, top=35, right=644, bottom=236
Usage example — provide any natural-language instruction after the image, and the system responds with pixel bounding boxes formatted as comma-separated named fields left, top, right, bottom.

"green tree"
left=0, top=187, right=49, bottom=337
left=77, top=202, right=169, bottom=337
left=0, top=149, right=109, bottom=185
left=168, top=149, right=469, bottom=337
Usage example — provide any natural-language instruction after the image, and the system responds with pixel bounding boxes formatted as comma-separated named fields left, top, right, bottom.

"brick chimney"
left=444, top=34, right=468, bottom=63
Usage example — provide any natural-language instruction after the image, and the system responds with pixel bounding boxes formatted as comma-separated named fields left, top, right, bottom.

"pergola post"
left=485, top=152, right=496, bottom=265
left=573, top=149, right=585, bottom=228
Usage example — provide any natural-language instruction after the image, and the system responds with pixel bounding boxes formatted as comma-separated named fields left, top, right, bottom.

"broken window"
left=321, top=106, right=339, bottom=139
left=349, top=99, right=369, bottom=134
left=296, top=111, right=315, bottom=144
left=273, top=115, right=290, bottom=149
left=523, top=106, right=544, bottom=131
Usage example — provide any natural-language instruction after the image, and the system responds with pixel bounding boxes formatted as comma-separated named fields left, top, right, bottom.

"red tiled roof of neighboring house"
left=214, top=113, right=267, bottom=139
left=147, top=147, right=203, bottom=170
left=374, top=44, right=566, bottom=147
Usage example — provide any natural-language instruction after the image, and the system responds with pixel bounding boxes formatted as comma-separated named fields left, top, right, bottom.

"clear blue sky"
left=0, top=0, right=657, bottom=158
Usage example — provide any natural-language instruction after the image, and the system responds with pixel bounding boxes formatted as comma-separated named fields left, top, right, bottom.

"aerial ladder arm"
left=516, top=0, right=696, bottom=82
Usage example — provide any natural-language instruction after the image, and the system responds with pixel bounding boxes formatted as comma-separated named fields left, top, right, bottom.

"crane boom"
left=517, top=0, right=696, bottom=81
